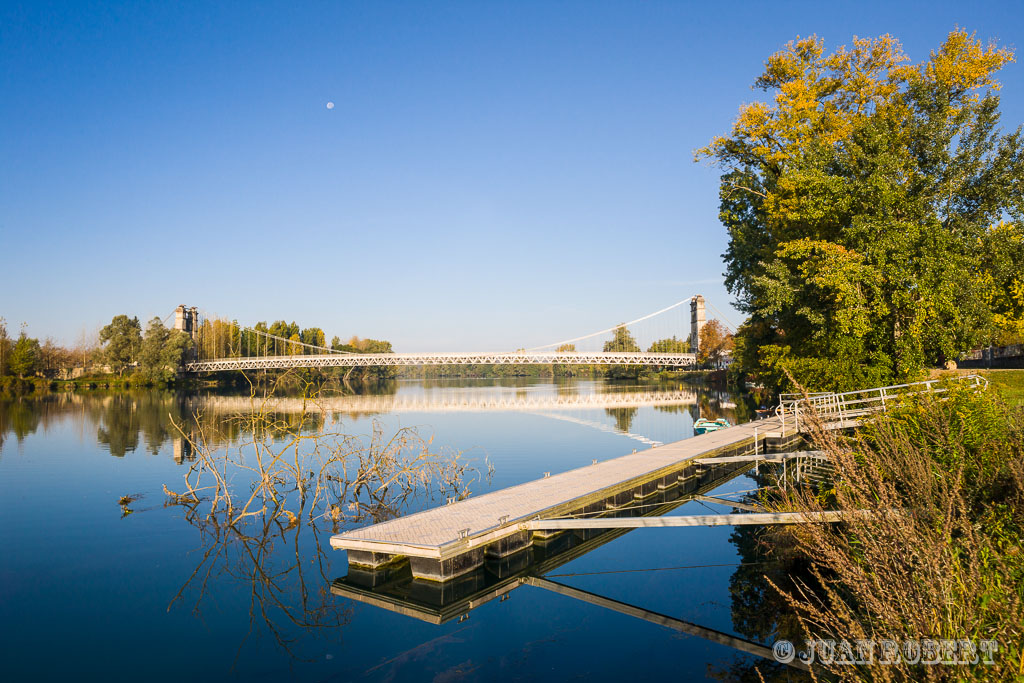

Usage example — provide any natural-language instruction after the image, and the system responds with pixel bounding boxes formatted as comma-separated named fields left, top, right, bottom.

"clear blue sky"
left=2, top=1, right=1022, bottom=350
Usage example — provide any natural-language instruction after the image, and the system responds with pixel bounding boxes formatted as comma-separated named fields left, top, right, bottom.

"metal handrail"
left=775, top=374, right=988, bottom=429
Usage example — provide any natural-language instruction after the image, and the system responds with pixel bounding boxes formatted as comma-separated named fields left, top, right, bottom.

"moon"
left=326, top=101, right=335, bottom=110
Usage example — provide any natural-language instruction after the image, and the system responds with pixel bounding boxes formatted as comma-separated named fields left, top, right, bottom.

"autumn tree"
left=980, top=221, right=1024, bottom=345
left=697, top=320, right=734, bottom=368
left=699, top=29, right=1024, bottom=391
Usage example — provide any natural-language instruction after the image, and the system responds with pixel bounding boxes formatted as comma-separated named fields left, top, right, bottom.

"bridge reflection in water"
left=195, top=386, right=718, bottom=415
left=189, top=383, right=738, bottom=450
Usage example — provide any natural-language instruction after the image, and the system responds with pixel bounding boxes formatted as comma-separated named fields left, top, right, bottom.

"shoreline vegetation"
left=759, top=381, right=1024, bottom=682
left=699, top=28, right=1024, bottom=680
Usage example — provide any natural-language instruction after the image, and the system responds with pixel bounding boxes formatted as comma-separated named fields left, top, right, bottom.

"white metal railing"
left=185, top=351, right=697, bottom=372
left=776, top=374, right=989, bottom=432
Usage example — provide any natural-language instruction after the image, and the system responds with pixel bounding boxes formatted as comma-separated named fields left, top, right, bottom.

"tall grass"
left=769, top=384, right=1024, bottom=681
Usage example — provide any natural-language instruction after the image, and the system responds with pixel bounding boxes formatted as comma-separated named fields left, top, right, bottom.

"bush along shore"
left=760, top=381, right=1024, bottom=681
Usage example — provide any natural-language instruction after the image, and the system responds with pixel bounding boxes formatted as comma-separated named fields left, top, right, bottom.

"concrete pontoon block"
left=347, top=549, right=405, bottom=569
left=409, top=548, right=485, bottom=582
left=485, top=530, right=531, bottom=558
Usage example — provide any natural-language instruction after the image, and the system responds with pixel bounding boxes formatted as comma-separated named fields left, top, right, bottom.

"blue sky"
left=2, top=1, right=1022, bottom=350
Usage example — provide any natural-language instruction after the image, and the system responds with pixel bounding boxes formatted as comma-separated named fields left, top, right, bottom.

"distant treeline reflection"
left=0, top=381, right=750, bottom=457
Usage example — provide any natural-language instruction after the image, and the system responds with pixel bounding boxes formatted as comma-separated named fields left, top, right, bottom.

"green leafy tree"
left=160, top=330, right=192, bottom=380
left=647, top=336, right=690, bottom=353
left=300, top=327, right=326, bottom=354
left=139, top=317, right=169, bottom=377
left=99, top=315, right=142, bottom=376
left=603, top=325, right=641, bottom=379
left=9, top=333, right=40, bottom=378
left=0, top=318, right=10, bottom=376
left=554, top=343, right=579, bottom=377
left=698, top=29, right=1024, bottom=391
left=137, top=318, right=192, bottom=381
left=603, top=325, right=640, bottom=352
left=980, top=221, right=1024, bottom=345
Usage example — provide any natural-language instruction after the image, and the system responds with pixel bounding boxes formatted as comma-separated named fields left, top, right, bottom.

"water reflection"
left=1, top=380, right=795, bottom=680
left=0, top=380, right=746, bottom=459
left=172, top=505, right=354, bottom=661
left=331, top=464, right=750, bottom=624
left=329, top=461, right=812, bottom=677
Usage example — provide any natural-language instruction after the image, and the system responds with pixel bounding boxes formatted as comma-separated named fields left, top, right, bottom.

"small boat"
left=694, top=418, right=731, bottom=435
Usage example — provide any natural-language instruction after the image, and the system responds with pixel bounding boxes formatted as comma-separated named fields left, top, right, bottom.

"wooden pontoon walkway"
left=331, top=415, right=795, bottom=580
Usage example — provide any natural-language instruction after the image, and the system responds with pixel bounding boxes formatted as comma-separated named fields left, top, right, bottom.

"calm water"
left=0, top=378, right=792, bottom=681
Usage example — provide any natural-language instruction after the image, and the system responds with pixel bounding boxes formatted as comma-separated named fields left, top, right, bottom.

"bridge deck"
left=330, top=416, right=788, bottom=564
left=186, top=351, right=696, bottom=372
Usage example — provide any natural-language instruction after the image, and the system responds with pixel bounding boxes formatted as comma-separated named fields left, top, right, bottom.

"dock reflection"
left=330, top=458, right=814, bottom=674
left=331, top=463, right=750, bottom=625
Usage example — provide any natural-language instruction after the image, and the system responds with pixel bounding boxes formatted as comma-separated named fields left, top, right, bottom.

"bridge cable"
left=704, top=301, right=738, bottom=333
left=526, top=296, right=694, bottom=351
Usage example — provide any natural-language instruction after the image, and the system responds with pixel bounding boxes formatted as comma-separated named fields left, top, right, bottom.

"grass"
left=979, top=370, right=1024, bottom=405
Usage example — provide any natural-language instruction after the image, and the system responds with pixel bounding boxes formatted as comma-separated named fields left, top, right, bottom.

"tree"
left=9, top=333, right=40, bottom=378
left=699, top=30, right=1023, bottom=390
left=99, top=315, right=142, bottom=376
left=603, top=325, right=641, bottom=379
left=603, top=325, right=640, bottom=352
left=38, top=337, right=74, bottom=377
left=980, top=221, right=1024, bottom=345
left=139, top=317, right=170, bottom=377
left=697, top=320, right=734, bottom=368
left=0, top=318, right=10, bottom=376
left=300, top=327, right=326, bottom=352
left=138, top=317, right=190, bottom=381
left=554, top=343, right=579, bottom=377
left=160, top=330, right=192, bottom=380
left=647, top=336, right=690, bottom=353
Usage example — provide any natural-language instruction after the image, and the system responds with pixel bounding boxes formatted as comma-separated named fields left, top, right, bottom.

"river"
left=0, top=378, right=799, bottom=681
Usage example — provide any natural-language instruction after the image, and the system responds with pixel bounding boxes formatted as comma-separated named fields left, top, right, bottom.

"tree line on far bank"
left=1, top=309, right=734, bottom=391
left=0, top=315, right=194, bottom=389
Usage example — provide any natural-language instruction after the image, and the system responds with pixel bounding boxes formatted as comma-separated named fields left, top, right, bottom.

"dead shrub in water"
left=765, top=384, right=1024, bottom=681
left=164, top=373, right=479, bottom=529
left=162, top=374, right=484, bottom=664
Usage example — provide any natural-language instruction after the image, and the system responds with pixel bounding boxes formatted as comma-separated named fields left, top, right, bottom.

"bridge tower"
left=173, top=305, right=198, bottom=340
left=690, top=295, right=705, bottom=354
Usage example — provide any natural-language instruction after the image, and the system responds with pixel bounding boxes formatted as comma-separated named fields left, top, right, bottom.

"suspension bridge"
left=173, top=295, right=730, bottom=373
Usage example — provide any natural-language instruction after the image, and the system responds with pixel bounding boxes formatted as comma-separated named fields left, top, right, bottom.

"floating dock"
left=332, top=462, right=755, bottom=623
left=330, top=416, right=798, bottom=581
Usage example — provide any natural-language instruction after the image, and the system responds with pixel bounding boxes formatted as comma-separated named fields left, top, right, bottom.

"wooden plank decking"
left=330, top=416, right=792, bottom=563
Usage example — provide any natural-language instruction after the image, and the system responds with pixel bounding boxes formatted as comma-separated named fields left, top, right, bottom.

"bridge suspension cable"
left=704, top=300, right=738, bottom=333
left=526, top=297, right=694, bottom=351
left=194, top=309, right=356, bottom=359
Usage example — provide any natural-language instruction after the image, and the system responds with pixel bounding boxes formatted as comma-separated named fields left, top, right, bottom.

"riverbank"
left=0, top=374, right=214, bottom=395
left=769, top=380, right=1024, bottom=680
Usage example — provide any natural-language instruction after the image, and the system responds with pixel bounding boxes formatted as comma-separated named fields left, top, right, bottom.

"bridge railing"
left=776, top=374, right=989, bottom=432
left=185, top=350, right=698, bottom=372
